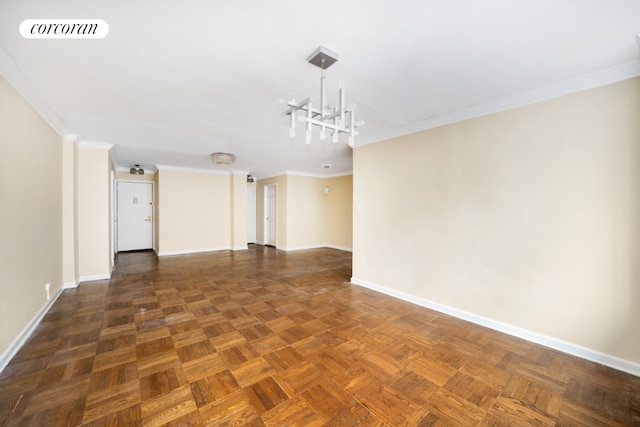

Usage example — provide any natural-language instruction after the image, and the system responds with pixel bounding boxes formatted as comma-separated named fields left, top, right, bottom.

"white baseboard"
left=157, top=246, right=231, bottom=256
left=232, top=245, right=248, bottom=251
left=325, top=244, right=353, bottom=252
left=351, top=277, right=640, bottom=377
left=78, top=273, right=110, bottom=283
left=279, top=244, right=353, bottom=252
left=0, top=287, right=64, bottom=373
left=63, top=281, right=78, bottom=289
left=279, top=244, right=325, bottom=252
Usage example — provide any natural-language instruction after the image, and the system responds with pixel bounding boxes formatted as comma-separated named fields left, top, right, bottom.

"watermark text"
left=20, top=19, right=109, bottom=39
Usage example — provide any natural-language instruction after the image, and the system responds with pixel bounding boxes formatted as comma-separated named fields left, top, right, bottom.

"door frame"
left=263, top=183, right=277, bottom=247
left=115, top=180, right=155, bottom=252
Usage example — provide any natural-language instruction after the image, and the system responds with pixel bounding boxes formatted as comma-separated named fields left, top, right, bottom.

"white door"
left=117, top=181, right=153, bottom=251
left=247, top=186, right=256, bottom=243
left=264, top=184, right=277, bottom=247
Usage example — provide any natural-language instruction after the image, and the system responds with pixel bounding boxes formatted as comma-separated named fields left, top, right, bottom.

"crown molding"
left=231, top=170, right=250, bottom=175
left=359, top=60, right=640, bottom=147
left=76, top=140, right=114, bottom=150
left=286, top=170, right=353, bottom=179
left=109, top=145, right=119, bottom=169
left=64, top=133, right=113, bottom=151
left=256, top=171, right=287, bottom=180
left=64, top=133, right=79, bottom=143
left=156, top=164, right=230, bottom=175
left=257, top=170, right=353, bottom=180
left=0, top=45, right=70, bottom=138
left=324, top=171, right=353, bottom=178
left=286, top=170, right=322, bottom=178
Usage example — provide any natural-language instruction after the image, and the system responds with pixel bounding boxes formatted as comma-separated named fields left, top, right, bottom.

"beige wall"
left=0, top=76, right=63, bottom=355
left=286, top=175, right=326, bottom=250
left=325, top=174, right=353, bottom=250
left=353, top=77, right=640, bottom=365
left=256, top=173, right=353, bottom=251
left=230, top=172, right=248, bottom=250
left=62, top=138, right=76, bottom=284
left=76, top=143, right=113, bottom=279
left=157, top=168, right=230, bottom=254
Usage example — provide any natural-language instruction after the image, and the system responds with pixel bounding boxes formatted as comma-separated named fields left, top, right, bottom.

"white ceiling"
left=1, top=1, right=639, bottom=178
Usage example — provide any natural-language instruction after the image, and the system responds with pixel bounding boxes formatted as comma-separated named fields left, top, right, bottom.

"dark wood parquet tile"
left=1, top=245, right=639, bottom=426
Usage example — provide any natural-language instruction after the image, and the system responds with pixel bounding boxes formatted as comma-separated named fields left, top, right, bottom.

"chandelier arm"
left=301, top=117, right=355, bottom=134
left=285, top=97, right=311, bottom=114
left=323, top=109, right=346, bottom=121
left=287, top=103, right=329, bottom=119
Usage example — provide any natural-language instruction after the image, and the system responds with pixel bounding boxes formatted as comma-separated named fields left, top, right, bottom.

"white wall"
left=353, top=77, right=640, bottom=370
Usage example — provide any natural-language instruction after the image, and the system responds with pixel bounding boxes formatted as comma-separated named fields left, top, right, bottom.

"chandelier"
left=211, top=152, right=235, bottom=164
left=285, top=46, right=364, bottom=147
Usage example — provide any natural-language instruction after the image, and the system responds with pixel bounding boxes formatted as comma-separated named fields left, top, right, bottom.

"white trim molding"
left=278, top=244, right=352, bottom=252
left=278, top=244, right=325, bottom=252
left=78, top=273, right=111, bottom=283
left=0, top=46, right=69, bottom=137
left=232, top=245, right=249, bottom=251
left=286, top=170, right=354, bottom=179
left=359, top=59, right=640, bottom=147
left=0, top=287, right=64, bottom=373
left=325, top=244, right=352, bottom=252
left=156, top=165, right=230, bottom=175
left=63, top=281, right=78, bottom=289
left=351, top=277, right=640, bottom=377
left=157, top=246, right=232, bottom=257
left=76, top=139, right=114, bottom=151
left=257, top=170, right=353, bottom=181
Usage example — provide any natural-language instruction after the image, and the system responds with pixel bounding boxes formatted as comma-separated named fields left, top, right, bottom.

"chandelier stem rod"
left=320, top=64, right=326, bottom=139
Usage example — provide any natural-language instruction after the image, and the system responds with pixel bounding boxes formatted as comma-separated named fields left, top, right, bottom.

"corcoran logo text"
left=20, top=19, right=109, bottom=39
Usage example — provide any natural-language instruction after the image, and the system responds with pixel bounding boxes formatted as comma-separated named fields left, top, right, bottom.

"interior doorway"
left=264, top=184, right=277, bottom=247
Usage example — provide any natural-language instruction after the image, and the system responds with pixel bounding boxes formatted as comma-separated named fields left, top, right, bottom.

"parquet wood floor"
left=1, top=245, right=639, bottom=426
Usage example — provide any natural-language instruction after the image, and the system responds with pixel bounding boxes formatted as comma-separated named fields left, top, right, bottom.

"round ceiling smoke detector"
left=211, top=152, right=236, bottom=165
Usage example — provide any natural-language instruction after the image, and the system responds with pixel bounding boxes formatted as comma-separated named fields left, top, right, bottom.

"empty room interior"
left=1, top=1, right=640, bottom=425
